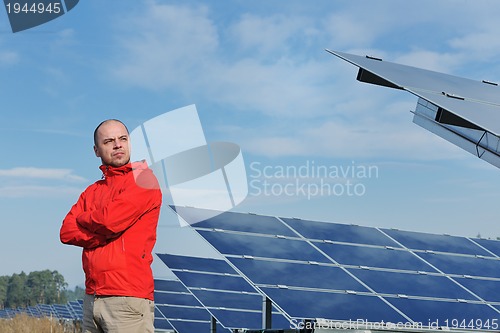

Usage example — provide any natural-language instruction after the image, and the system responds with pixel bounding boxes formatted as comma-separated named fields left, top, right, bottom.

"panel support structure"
left=263, top=296, right=272, bottom=329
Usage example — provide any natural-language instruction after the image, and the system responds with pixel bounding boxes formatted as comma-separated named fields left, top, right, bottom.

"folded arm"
left=76, top=170, right=162, bottom=237
left=60, top=192, right=108, bottom=249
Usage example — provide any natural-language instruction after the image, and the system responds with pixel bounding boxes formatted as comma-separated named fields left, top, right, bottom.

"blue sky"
left=0, top=0, right=499, bottom=288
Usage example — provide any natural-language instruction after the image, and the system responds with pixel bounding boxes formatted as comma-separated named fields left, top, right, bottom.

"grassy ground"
left=0, top=314, right=78, bottom=333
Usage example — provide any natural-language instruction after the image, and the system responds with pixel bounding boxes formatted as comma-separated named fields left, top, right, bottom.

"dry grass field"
left=0, top=314, right=77, bottom=333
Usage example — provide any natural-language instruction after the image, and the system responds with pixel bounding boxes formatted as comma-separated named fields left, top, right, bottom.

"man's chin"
left=108, top=158, right=130, bottom=168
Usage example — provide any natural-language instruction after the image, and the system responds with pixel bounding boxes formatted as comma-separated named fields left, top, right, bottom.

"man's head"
left=93, top=119, right=131, bottom=167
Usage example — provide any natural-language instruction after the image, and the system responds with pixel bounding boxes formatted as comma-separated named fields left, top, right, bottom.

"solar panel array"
left=164, top=206, right=500, bottom=332
left=154, top=278, right=229, bottom=333
left=0, top=299, right=83, bottom=320
left=156, top=255, right=291, bottom=332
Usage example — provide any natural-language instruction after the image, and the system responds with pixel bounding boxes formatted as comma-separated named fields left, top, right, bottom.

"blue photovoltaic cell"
left=157, top=305, right=208, bottom=321
left=261, top=287, right=407, bottom=323
left=29, top=307, right=43, bottom=317
left=175, top=206, right=296, bottom=237
left=347, top=269, right=478, bottom=300
left=174, top=271, right=256, bottom=293
left=157, top=253, right=235, bottom=274
left=155, top=290, right=200, bottom=307
left=417, top=253, right=500, bottom=279
left=155, top=278, right=193, bottom=292
left=154, top=279, right=223, bottom=332
left=197, top=230, right=331, bottom=263
left=53, top=304, right=73, bottom=319
left=316, top=242, right=436, bottom=272
left=386, top=297, right=500, bottom=324
left=169, top=320, right=229, bottom=333
left=228, top=257, right=369, bottom=292
left=190, top=289, right=263, bottom=311
left=154, top=318, right=174, bottom=331
left=208, top=309, right=265, bottom=330
left=204, top=309, right=293, bottom=330
left=160, top=254, right=292, bottom=330
left=453, top=278, right=500, bottom=302
left=382, top=229, right=491, bottom=256
left=473, top=238, right=500, bottom=257
left=281, top=217, right=400, bottom=247
left=37, top=304, right=55, bottom=316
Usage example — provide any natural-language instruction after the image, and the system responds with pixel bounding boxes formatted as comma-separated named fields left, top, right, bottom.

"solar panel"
left=0, top=300, right=84, bottom=322
left=174, top=206, right=297, bottom=237
left=154, top=316, right=174, bottom=332
left=385, top=298, right=499, bottom=328
left=325, top=50, right=500, bottom=169
left=325, top=49, right=500, bottom=136
left=260, top=287, right=408, bottom=323
left=382, top=228, right=492, bottom=256
left=281, top=217, right=400, bottom=247
left=169, top=206, right=500, bottom=330
left=157, top=254, right=291, bottom=330
left=473, top=238, right=500, bottom=257
left=227, top=258, right=369, bottom=292
left=454, top=278, right=500, bottom=302
left=346, top=268, right=479, bottom=300
left=0, top=309, right=10, bottom=319
left=196, top=230, right=331, bottom=263
left=68, top=300, right=83, bottom=319
left=154, top=278, right=227, bottom=333
left=52, top=303, right=74, bottom=320
left=315, top=242, right=437, bottom=271
left=417, top=252, right=500, bottom=278
left=37, top=304, right=56, bottom=317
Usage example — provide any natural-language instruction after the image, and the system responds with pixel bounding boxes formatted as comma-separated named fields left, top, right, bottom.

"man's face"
left=94, top=121, right=131, bottom=167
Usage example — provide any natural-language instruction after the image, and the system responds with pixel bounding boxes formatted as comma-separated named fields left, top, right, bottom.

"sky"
left=0, top=0, right=499, bottom=289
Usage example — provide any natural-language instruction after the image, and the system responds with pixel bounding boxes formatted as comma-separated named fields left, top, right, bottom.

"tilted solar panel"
left=281, top=217, right=400, bottom=247
left=170, top=206, right=500, bottom=331
left=154, top=278, right=227, bottom=333
left=473, top=238, right=500, bottom=257
left=157, top=254, right=291, bottom=330
left=325, top=49, right=500, bottom=169
left=382, top=228, right=493, bottom=256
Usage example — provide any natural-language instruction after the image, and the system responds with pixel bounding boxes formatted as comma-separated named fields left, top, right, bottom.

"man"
left=60, top=119, right=162, bottom=333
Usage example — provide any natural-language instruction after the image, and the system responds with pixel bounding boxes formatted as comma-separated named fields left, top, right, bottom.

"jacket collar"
left=99, top=160, right=148, bottom=177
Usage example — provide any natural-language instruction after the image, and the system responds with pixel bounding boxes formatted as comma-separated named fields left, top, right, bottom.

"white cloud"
left=107, top=1, right=500, bottom=163
left=0, top=185, right=82, bottom=198
left=229, top=13, right=310, bottom=55
left=0, top=167, right=86, bottom=182
left=111, top=3, right=218, bottom=91
left=0, top=51, right=19, bottom=66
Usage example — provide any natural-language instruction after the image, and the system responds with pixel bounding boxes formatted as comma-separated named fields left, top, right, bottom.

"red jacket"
left=60, top=161, right=162, bottom=300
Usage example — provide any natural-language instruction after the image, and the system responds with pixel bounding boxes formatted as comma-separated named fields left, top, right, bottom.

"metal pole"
left=211, top=315, right=217, bottom=333
left=262, top=296, right=272, bottom=329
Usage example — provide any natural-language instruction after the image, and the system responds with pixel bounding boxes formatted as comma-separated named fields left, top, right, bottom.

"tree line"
left=0, top=270, right=83, bottom=309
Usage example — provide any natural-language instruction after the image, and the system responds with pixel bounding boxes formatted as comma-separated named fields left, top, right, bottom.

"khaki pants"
left=83, top=294, right=155, bottom=333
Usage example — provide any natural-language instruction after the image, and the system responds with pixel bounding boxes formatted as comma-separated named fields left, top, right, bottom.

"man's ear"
left=94, top=145, right=100, bottom=157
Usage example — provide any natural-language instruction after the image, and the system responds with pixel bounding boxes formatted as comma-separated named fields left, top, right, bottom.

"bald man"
left=60, top=119, right=162, bottom=333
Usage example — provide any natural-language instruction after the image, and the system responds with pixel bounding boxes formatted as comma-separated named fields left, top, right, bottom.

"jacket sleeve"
left=76, top=169, right=162, bottom=238
left=60, top=190, right=108, bottom=249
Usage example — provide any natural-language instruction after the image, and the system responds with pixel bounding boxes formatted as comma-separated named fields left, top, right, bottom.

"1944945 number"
left=5, top=2, right=61, bottom=14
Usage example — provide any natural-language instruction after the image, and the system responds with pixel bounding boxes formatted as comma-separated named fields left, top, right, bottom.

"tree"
left=65, top=285, right=85, bottom=302
left=0, top=275, right=8, bottom=309
left=3, top=270, right=69, bottom=309
left=6, top=272, right=28, bottom=308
